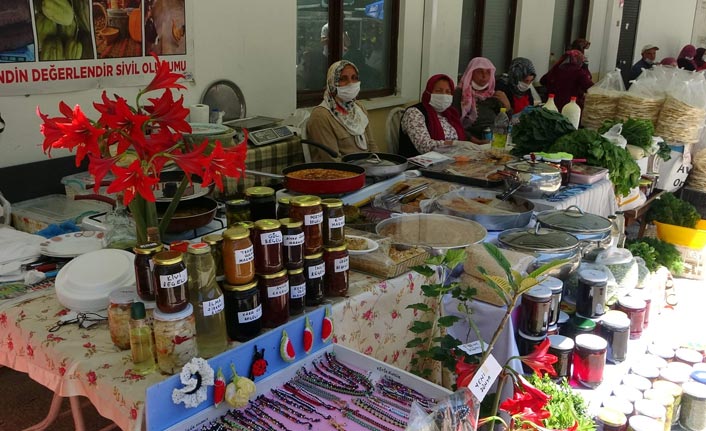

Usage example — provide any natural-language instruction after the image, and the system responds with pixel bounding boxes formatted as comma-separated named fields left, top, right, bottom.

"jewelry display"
left=282, top=381, right=340, bottom=410
left=271, top=388, right=332, bottom=419
left=248, top=402, right=289, bottom=431
left=287, top=378, right=347, bottom=406
left=353, top=398, right=407, bottom=428
left=256, top=395, right=317, bottom=428
left=343, top=407, right=399, bottom=431
left=377, top=376, right=436, bottom=410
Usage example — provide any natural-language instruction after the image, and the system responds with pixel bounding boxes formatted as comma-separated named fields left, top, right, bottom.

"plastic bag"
left=617, top=75, right=665, bottom=123
left=601, top=124, right=628, bottom=149
left=595, top=248, right=638, bottom=299
left=406, top=388, right=480, bottom=431
left=582, top=69, right=624, bottom=129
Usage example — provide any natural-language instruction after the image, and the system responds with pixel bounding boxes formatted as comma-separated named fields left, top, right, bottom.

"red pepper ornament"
left=213, top=367, right=226, bottom=408
left=322, top=307, right=334, bottom=343
left=303, top=316, right=314, bottom=354
left=280, top=329, right=296, bottom=362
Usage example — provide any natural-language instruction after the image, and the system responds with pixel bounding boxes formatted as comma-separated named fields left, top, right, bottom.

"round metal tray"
left=200, top=79, right=246, bottom=121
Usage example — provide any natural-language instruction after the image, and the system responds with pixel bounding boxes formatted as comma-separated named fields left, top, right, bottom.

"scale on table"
left=223, top=116, right=295, bottom=146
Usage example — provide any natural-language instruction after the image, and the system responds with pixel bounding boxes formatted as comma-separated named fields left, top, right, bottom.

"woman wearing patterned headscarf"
left=453, top=57, right=511, bottom=143
left=306, top=60, right=378, bottom=162
left=540, top=49, right=593, bottom=111
left=496, top=57, right=537, bottom=114
left=678, top=44, right=697, bottom=70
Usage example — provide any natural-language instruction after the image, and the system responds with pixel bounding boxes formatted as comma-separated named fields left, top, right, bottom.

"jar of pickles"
left=245, top=186, right=276, bottom=221
left=153, top=251, right=190, bottom=313
left=253, top=219, right=284, bottom=274
left=133, top=242, right=163, bottom=301
left=202, top=234, right=224, bottom=281
left=222, top=227, right=255, bottom=285
left=321, top=198, right=345, bottom=247
left=153, top=303, right=197, bottom=374
left=222, top=279, right=262, bottom=342
left=258, top=269, right=289, bottom=328
left=304, top=252, right=325, bottom=306
left=280, top=218, right=304, bottom=269
left=323, top=245, right=349, bottom=297
left=290, top=195, right=323, bottom=255
left=108, top=288, right=138, bottom=350
left=226, top=199, right=250, bottom=227
left=288, top=268, right=306, bottom=315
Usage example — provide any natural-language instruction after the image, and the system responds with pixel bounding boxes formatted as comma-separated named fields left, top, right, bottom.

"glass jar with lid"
left=245, top=186, right=276, bottom=221
left=225, top=199, right=250, bottom=227
left=222, top=279, right=262, bottom=342
left=617, top=296, right=646, bottom=340
left=538, top=276, right=563, bottom=327
left=253, top=219, right=284, bottom=274
left=548, top=334, right=574, bottom=380
left=323, top=245, right=349, bottom=297
left=321, top=198, right=345, bottom=247
left=288, top=268, right=306, bottom=315
left=289, top=195, right=323, bottom=255
left=304, top=252, right=325, bottom=306
left=280, top=218, right=304, bottom=269
left=277, top=197, right=291, bottom=220
left=202, top=234, right=224, bottom=282
left=222, top=226, right=255, bottom=285
left=573, top=333, right=608, bottom=388
left=108, top=288, right=138, bottom=350
left=577, top=269, right=608, bottom=318
left=153, top=303, right=197, bottom=374
left=519, top=284, right=552, bottom=337
left=595, top=407, right=627, bottom=431
left=600, top=310, right=630, bottom=364
left=133, top=242, right=163, bottom=301
left=257, top=269, right=289, bottom=328
left=153, top=250, right=190, bottom=313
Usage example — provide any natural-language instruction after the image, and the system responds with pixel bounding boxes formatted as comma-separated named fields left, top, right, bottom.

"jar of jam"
left=226, top=199, right=250, bottom=227
left=202, top=234, right=224, bottom=282
left=222, top=279, right=262, bottom=342
left=595, top=407, right=627, bottom=431
left=304, top=252, right=325, bottom=306
left=548, top=334, right=574, bottom=380
left=153, top=303, right=197, bottom=374
left=245, top=186, right=276, bottom=221
left=516, top=330, right=545, bottom=356
left=603, top=396, right=635, bottom=418
left=634, top=399, right=667, bottom=426
left=573, top=333, right=608, bottom=388
left=289, top=195, right=323, bottom=255
left=613, top=384, right=643, bottom=403
left=153, top=250, right=189, bottom=313
left=253, top=219, right=284, bottom=274
left=288, top=268, right=306, bottom=315
left=323, top=245, right=349, bottom=297
left=257, top=269, right=289, bottom=328
left=108, top=288, right=138, bottom=350
left=576, top=269, right=608, bottom=318
left=222, top=227, right=255, bottom=285
left=280, top=218, right=304, bottom=269
left=652, top=380, right=683, bottom=426
left=600, top=310, right=630, bottom=364
left=321, top=198, right=345, bottom=247
left=519, top=285, right=551, bottom=337
left=539, top=276, right=563, bottom=327
left=649, top=343, right=676, bottom=362
left=133, top=242, right=163, bottom=301
left=617, top=296, right=646, bottom=340
left=628, top=288, right=653, bottom=329
left=623, top=374, right=652, bottom=392
left=277, top=197, right=291, bottom=220
left=236, top=221, right=257, bottom=247
left=632, top=362, right=661, bottom=383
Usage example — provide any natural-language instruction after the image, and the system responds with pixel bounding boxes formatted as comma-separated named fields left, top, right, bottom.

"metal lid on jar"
left=691, top=370, right=706, bottom=384
left=675, top=347, right=703, bottom=365
left=305, top=252, right=324, bottom=260
left=237, top=221, right=255, bottom=229
left=683, top=381, right=706, bottom=399
left=601, top=310, right=630, bottom=330
left=153, top=303, right=193, bottom=321
left=254, top=219, right=281, bottom=230
left=643, top=388, right=674, bottom=407
left=602, top=396, right=634, bottom=416
left=536, top=206, right=612, bottom=234
left=613, top=384, right=643, bottom=403
left=290, top=195, right=322, bottom=207
left=143, top=300, right=156, bottom=311
left=659, top=365, right=690, bottom=384
left=202, top=234, right=224, bottom=245
left=633, top=399, right=666, bottom=420
left=321, top=198, right=344, bottom=208
left=109, top=288, right=138, bottom=305
left=278, top=197, right=290, bottom=205
left=623, top=374, right=652, bottom=392
left=538, top=276, right=563, bottom=293
left=596, top=407, right=627, bottom=427
left=279, top=218, right=303, bottom=228
left=245, top=186, right=275, bottom=198
left=154, top=250, right=183, bottom=265
left=324, top=245, right=348, bottom=253
left=222, top=279, right=259, bottom=292
left=523, top=285, right=552, bottom=301
left=557, top=311, right=570, bottom=325
left=133, top=242, right=163, bottom=254
left=575, top=333, right=607, bottom=350
left=288, top=267, right=304, bottom=275
left=632, top=363, right=660, bottom=380
left=548, top=334, right=574, bottom=351
left=506, top=160, right=561, bottom=176
left=572, top=314, right=597, bottom=331
left=259, top=269, right=288, bottom=280
left=498, top=227, right=579, bottom=252
left=648, top=343, right=675, bottom=360
left=652, top=379, right=683, bottom=397
left=618, top=296, right=646, bottom=310
left=223, top=226, right=250, bottom=240
left=627, top=415, right=663, bottom=431
left=578, top=268, right=608, bottom=284
left=187, top=242, right=211, bottom=255
left=518, top=330, right=545, bottom=342
left=226, top=198, right=249, bottom=208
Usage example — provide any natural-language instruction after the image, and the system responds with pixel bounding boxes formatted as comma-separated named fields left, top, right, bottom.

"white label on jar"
left=260, top=231, right=283, bottom=245
left=236, top=245, right=254, bottom=264
left=334, top=256, right=349, bottom=272
left=159, top=269, right=187, bottom=289
left=329, top=216, right=345, bottom=229
left=283, top=232, right=305, bottom=246
left=238, top=304, right=262, bottom=324
left=268, top=280, right=289, bottom=298
left=308, top=262, right=325, bottom=279
left=203, top=295, right=225, bottom=317
left=291, top=283, right=306, bottom=299
left=305, top=212, right=323, bottom=225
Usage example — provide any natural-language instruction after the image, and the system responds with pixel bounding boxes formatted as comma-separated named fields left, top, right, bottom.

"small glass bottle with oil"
left=129, top=302, right=157, bottom=375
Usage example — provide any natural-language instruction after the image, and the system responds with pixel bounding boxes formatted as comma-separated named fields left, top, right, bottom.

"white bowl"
left=346, top=235, right=379, bottom=255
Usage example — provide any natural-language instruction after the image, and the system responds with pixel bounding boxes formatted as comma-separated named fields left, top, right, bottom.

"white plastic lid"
left=539, top=276, right=563, bottom=293
left=666, top=361, right=694, bottom=377
left=628, top=415, right=663, bottom=431
left=618, top=296, right=646, bottom=310
left=601, top=310, right=630, bottom=329
left=602, top=396, right=634, bottom=416
left=575, top=333, right=607, bottom=350
left=578, top=269, right=608, bottom=284
left=523, top=285, right=552, bottom=301
left=648, top=343, right=675, bottom=360
left=683, top=381, right=706, bottom=399
left=639, top=354, right=668, bottom=370
left=613, top=384, right=643, bottom=403
left=153, top=303, right=193, bottom=322
left=643, top=388, right=675, bottom=407
left=558, top=311, right=570, bottom=325
left=108, top=288, right=138, bottom=305
left=622, top=374, right=652, bottom=392
left=548, top=334, right=574, bottom=351
left=659, top=366, right=690, bottom=384
left=633, top=399, right=666, bottom=420
left=518, top=330, right=545, bottom=341
left=631, top=363, right=660, bottom=380
left=675, top=347, right=703, bottom=364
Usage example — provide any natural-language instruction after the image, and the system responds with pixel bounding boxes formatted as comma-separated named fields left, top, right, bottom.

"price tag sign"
left=457, top=340, right=486, bottom=356
left=468, top=354, right=502, bottom=401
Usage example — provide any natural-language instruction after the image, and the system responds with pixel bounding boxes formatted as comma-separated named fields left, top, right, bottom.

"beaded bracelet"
left=249, top=402, right=288, bottom=431
left=312, top=360, right=358, bottom=389
left=288, top=378, right=346, bottom=404
left=271, top=388, right=332, bottom=420
left=343, top=407, right=399, bottom=431
left=368, top=395, right=411, bottom=419
left=297, top=368, right=373, bottom=396
left=354, top=398, right=407, bottom=428
left=256, top=395, right=317, bottom=428
left=241, top=408, right=278, bottom=431
left=282, top=382, right=339, bottom=410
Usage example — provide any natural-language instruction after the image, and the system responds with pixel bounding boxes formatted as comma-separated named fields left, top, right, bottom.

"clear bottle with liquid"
left=185, top=242, right=229, bottom=358
left=561, top=96, right=581, bottom=129
left=491, top=107, right=509, bottom=153
left=129, top=302, right=157, bottom=375
left=544, top=94, right=559, bottom=112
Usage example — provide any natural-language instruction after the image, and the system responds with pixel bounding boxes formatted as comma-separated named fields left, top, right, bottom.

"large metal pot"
left=341, top=152, right=409, bottom=178
left=535, top=205, right=612, bottom=254
left=503, top=161, right=562, bottom=198
left=498, top=225, right=581, bottom=281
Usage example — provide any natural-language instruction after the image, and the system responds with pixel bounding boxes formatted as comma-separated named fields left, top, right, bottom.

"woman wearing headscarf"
left=398, top=74, right=467, bottom=157
left=539, top=49, right=593, bottom=111
left=495, top=57, right=537, bottom=114
left=678, top=44, right=697, bottom=70
left=306, top=60, right=378, bottom=162
left=695, top=47, right=706, bottom=71
left=453, top=57, right=511, bottom=143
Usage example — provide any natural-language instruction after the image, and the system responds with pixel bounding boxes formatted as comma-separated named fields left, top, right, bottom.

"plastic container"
left=654, top=220, right=706, bottom=249
left=11, top=194, right=112, bottom=233
left=153, top=304, right=197, bottom=374
left=544, top=94, right=559, bottom=112
left=561, top=96, right=582, bottom=129
left=491, top=108, right=509, bottom=152
left=570, top=164, right=610, bottom=185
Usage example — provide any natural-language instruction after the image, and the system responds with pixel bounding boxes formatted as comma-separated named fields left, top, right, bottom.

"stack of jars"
left=517, top=277, right=564, bottom=374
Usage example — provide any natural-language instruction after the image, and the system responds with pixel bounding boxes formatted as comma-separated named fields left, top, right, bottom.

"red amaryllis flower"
left=143, top=53, right=187, bottom=93
left=107, top=159, right=160, bottom=204
left=200, top=139, right=247, bottom=191
left=520, top=337, right=558, bottom=377
left=38, top=102, right=105, bottom=165
left=499, top=375, right=550, bottom=417
left=455, top=356, right=479, bottom=389
left=145, top=90, right=191, bottom=135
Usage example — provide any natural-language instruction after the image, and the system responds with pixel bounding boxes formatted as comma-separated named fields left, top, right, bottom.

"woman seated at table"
left=454, top=57, right=511, bottom=144
left=306, top=60, right=378, bottom=162
left=495, top=57, right=538, bottom=114
left=398, top=74, right=467, bottom=157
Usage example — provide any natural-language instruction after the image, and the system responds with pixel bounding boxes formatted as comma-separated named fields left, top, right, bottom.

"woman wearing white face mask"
left=399, top=74, right=467, bottom=157
left=496, top=57, right=538, bottom=114
left=306, top=60, right=377, bottom=162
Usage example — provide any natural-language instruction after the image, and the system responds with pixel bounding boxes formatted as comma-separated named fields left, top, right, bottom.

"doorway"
left=615, top=0, right=641, bottom=86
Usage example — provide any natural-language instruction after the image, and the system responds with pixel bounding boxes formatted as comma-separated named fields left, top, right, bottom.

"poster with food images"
left=0, top=0, right=194, bottom=95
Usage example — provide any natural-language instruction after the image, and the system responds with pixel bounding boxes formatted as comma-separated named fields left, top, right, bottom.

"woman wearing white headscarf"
left=306, top=60, right=377, bottom=162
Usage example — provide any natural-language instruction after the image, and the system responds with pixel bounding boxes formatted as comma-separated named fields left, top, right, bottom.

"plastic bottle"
left=491, top=108, right=509, bottom=152
left=129, top=302, right=157, bottom=375
left=561, top=96, right=581, bottom=129
left=185, top=242, right=229, bottom=358
left=544, top=94, right=559, bottom=112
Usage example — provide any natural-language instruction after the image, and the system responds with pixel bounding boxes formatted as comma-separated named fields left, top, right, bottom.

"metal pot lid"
left=200, top=79, right=246, bottom=121
left=498, top=226, right=579, bottom=252
left=505, top=160, right=561, bottom=176
left=536, top=205, right=612, bottom=234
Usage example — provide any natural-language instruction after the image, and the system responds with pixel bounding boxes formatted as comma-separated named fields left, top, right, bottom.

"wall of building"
left=513, top=0, right=556, bottom=79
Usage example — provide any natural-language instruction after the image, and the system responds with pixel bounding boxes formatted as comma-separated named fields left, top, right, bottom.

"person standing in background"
left=540, top=50, right=593, bottom=111
left=695, top=47, right=706, bottom=71
left=627, top=44, right=659, bottom=84
left=677, top=44, right=697, bottom=70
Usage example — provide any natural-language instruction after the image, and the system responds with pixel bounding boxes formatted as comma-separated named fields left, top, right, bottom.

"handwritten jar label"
left=237, top=304, right=262, bottom=324
left=159, top=269, right=187, bottom=289
left=291, top=282, right=306, bottom=299
left=203, top=296, right=225, bottom=317
left=329, top=216, right=345, bottom=229
left=304, top=212, right=323, bottom=226
left=334, top=256, right=349, bottom=272
left=308, top=263, right=325, bottom=279
left=260, top=231, right=283, bottom=245
left=236, top=245, right=254, bottom=264
left=283, top=232, right=305, bottom=246
left=267, top=281, right=290, bottom=298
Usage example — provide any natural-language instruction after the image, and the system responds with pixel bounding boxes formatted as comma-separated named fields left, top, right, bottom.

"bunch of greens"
left=599, top=118, right=671, bottom=161
left=510, top=107, right=576, bottom=156
left=646, top=192, right=700, bottom=228
left=529, top=374, right=595, bottom=431
left=549, top=129, right=641, bottom=197
left=627, top=237, right=684, bottom=275
left=625, top=240, right=659, bottom=271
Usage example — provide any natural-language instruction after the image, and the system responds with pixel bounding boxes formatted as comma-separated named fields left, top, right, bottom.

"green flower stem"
left=157, top=176, right=189, bottom=238
left=479, top=292, right=519, bottom=366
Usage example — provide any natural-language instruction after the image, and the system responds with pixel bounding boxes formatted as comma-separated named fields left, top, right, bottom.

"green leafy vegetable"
left=646, top=192, right=700, bottom=228
left=626, top=240, right=659, bottom=272
left=529, top=374, right=595, bottom=431
left=628, top=237, right=684, bottom=275
left=510, top=107, right=576, bottom=156
left=599, top=118, right=671, bottom=161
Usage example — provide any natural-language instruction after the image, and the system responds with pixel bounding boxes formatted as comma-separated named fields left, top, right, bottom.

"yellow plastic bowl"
left=654, top=220, right=706, bottom=249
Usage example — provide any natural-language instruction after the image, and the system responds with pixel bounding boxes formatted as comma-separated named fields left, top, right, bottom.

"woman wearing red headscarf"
left=540, top=49, right=593, bottom=111
left=399, top=74, right=467, bottom=157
